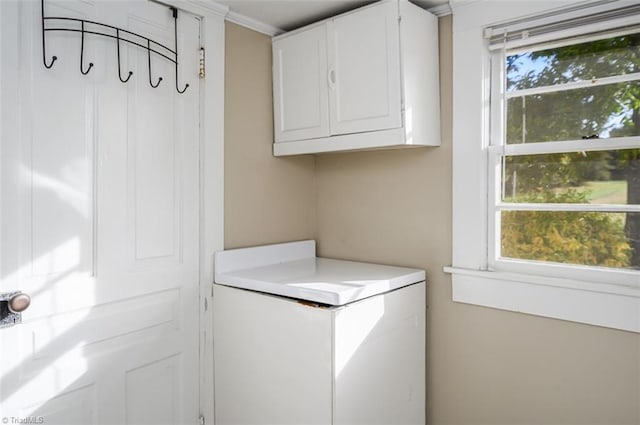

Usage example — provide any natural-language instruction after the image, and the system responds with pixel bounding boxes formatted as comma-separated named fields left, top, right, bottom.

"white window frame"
left=446, top=0, right=640, bottom=333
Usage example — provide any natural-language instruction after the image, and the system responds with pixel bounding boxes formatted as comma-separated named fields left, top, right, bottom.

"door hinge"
left=199, top=48, right=205, bottom=78
left=199, top=415, right=205, bottom=425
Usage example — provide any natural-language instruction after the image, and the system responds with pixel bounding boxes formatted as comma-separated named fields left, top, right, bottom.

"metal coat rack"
left=41, top=0, right=189, bottom=94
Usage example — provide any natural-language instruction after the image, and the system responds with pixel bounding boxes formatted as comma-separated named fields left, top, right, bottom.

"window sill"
left=443, top=267, right=640, bottom=333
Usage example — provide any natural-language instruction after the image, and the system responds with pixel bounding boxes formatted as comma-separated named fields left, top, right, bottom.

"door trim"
left=153, top=1, right=225, bottom=424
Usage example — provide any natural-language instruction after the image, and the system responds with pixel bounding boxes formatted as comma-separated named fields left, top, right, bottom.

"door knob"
left=8, top=292, right=31, bottom=313
left=1, top=291, right=31, bottom=329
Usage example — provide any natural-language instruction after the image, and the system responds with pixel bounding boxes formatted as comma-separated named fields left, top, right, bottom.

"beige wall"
left=224, top=22, right=316, bottom=249
left=224, top=16, right=640, bottom=425
left=316, top=15, right=640, bottom=425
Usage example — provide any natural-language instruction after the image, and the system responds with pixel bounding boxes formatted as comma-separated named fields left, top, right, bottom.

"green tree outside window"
left=501, top=32, right=640, bottom=269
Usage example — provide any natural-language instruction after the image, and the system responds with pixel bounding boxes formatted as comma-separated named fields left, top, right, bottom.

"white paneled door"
left=1, top=1, right=201, bottom=424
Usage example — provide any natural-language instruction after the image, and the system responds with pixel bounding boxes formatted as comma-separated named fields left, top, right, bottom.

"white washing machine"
left=213, top=240, right=426, bottom=425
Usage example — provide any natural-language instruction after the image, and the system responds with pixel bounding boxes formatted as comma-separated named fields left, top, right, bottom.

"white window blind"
left=485, top=1, right=640, bottom=51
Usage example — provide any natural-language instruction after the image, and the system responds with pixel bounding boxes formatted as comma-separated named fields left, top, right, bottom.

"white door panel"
left=1, top=1, right=201, bottom=423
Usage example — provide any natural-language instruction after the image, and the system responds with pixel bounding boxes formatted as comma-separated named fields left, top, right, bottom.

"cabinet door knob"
left=8, top=293, right=31, bottom=314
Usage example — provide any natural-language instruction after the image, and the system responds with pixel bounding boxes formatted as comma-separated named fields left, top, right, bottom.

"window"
left=489, top=28, right=640, bottom=284
left=449, top=1, right=640, bottom=333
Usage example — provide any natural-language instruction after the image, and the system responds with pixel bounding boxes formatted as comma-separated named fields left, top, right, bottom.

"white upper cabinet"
left=272, top=0, right=440, bottom=156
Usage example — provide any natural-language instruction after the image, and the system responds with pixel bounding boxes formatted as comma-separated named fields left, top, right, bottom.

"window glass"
left=501, top=211, right=638, bottom=269
left=506, top=32, right=640, bottom=144
left=506, top=34, right=640, bottom=92
left=498, top=30, right=640, bottom=271
left=502, top=149, right=640, bottom=204
left=506, top=82, right=640, bottom=144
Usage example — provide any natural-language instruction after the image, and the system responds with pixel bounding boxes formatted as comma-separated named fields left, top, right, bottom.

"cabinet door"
left=213, top=285, right=333, bottom=425
left=334, top=283, right=426, bottom=425
left=328, top=1, right=402, bottom=136
left=273, top=25, right=330, bottom=143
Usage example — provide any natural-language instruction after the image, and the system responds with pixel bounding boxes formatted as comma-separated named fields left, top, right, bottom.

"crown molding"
left=185, top=0, right=229, bottom=17
left=225, top=10, right=283, bottom=36
left=428, top=1, right=452, bottom=16
left=152, top=0, right=229, bottom=18
left=223, top=0, right=452, bottom=37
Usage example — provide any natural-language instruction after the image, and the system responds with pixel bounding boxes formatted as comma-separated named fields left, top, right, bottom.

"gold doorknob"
left=8, top=293, right=31, bottom=314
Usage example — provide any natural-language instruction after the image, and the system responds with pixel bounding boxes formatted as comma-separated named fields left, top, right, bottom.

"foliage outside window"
left=494, top=30, right=640, bottom=272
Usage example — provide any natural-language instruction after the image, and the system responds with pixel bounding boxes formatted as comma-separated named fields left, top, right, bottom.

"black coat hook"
left=41, top=0, right=188, bottom=94
left=147, top=40, right=163, bottom=88
left=80, top=21, right=94, bottom=75
left=173, top=8, right=189, bottom=94
left=41, top=0, right=57, bottom=68
left=116, top=29, right=133, bottom=83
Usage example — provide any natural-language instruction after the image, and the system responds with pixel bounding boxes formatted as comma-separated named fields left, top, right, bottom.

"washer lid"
left=214, top=240, right=425, bottom=306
